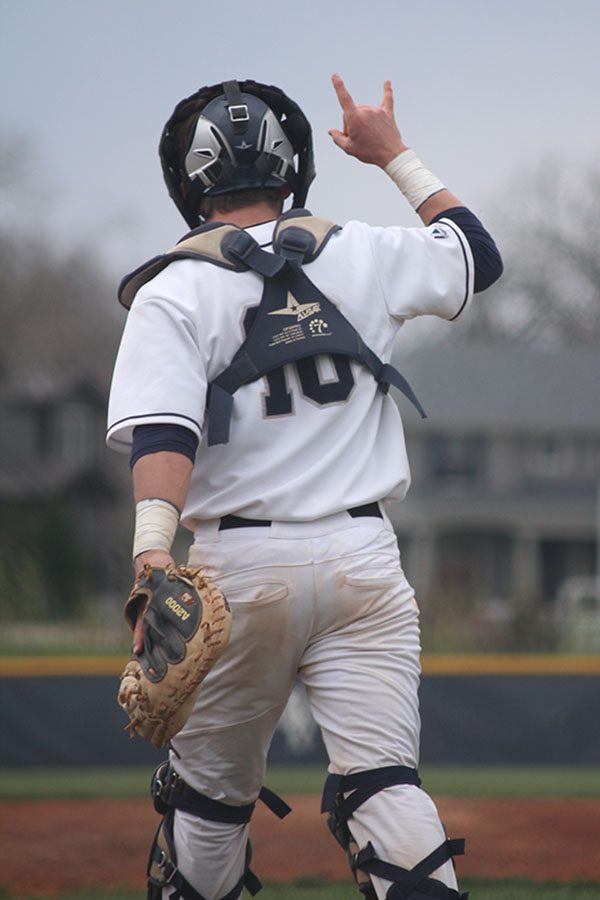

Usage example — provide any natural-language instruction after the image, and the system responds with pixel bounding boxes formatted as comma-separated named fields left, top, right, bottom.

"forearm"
left=132, top=450, right=193, bottom=574
left=383, top=152, right=503, bottom=291
left=133, top=450, right=193, bottom=509
left=415, top=188, right=464, bottom=226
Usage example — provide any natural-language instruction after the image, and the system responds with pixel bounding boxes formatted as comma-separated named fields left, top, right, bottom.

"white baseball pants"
left=163, top=511, right=458, bottom=899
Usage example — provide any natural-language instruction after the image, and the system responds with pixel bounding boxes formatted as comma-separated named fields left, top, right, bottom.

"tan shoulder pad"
left=273, top=212, right=341, bottom=263
left=118, top=224, right=244, bottom=310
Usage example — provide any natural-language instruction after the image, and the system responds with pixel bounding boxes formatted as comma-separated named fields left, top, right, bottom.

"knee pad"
left=147, top=761, right=291, bottom=900
left=321, top=766, right=469, bottom=900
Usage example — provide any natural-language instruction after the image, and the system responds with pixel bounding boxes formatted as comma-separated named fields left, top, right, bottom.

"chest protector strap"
left=207, top=213, right=426, bottom=445
left=117, top=210, right=426, bottom=446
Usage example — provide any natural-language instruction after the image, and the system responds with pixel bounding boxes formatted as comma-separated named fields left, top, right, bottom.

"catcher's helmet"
left=160, top=80, right=316, bottom=227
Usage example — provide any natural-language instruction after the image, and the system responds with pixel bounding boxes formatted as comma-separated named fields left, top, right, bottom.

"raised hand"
left=328, top=74, right=408, bottom=168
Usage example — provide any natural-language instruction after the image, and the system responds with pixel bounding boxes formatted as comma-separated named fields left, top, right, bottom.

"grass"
left=3, top=880, right=600, bottom=900
left=419, top=765, right=600, bottom=798
left=1, top=764, right=600, bottom=801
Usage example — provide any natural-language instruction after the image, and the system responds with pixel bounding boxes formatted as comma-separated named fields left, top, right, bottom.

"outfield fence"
left=2, top=655, right=600, bottom=767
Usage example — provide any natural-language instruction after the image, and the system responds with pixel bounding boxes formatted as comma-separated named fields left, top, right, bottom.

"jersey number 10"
left=243, top=307, right=355, bottom=417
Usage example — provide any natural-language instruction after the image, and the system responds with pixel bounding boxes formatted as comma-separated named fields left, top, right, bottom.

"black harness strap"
left=222, top=80, right=249, bottom=135
left=208, top=385, right=236, bottom=447
left=148, top=765, right=290, bottom=900
left=207, top=229, right=426, bottom=445
left=276, top=224, right=316, bottom=263
left=353, top=839, right=468, bottom=899
left=321, top=767, right=468, bottom=900
left=118, top=212, right=428, bottom=443
left=378, top=363, right=427, bottom=412
left=151, top=761, right=291, bottom=823
left=148, top=809, right=262, bottom=900
left=152, top=845, right=261, bottom=900
left=258, top=784, right=294, bottom=819
left=273, top=210, right=342, bottom=259
left=322, top=766, right=422, bottom=821
left=221, top=229, right=286, bottom=277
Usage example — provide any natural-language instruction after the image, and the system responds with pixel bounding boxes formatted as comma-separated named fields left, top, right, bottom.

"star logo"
left=268, top=291, right=321, bottom=322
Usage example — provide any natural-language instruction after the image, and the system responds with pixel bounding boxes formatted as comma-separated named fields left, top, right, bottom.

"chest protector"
left=119, top=209, right=426, bottom=446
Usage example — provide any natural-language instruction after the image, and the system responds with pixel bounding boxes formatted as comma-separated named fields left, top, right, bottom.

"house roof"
left=394, top=341, right=600, bottom=432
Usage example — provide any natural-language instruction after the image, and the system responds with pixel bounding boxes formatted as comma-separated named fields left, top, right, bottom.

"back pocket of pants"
left=343, top=568, right=401, bottom=589
left=218, top=580, right=289, bottom=609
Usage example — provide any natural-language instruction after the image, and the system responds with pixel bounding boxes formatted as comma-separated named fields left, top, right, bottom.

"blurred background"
left=2, top=4, right=600, bottom=897
left=1, top=0, right=599, bottom=658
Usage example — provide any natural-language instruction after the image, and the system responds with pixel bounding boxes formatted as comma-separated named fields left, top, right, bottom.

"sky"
left=1, top=0, right=600, bottom=279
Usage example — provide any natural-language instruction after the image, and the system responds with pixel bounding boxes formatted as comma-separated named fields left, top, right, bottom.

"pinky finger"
left=381, top=80, right=394, bottom=115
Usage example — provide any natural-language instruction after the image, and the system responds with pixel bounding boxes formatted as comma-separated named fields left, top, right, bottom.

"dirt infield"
left=2, top=795, right=599, bottom=896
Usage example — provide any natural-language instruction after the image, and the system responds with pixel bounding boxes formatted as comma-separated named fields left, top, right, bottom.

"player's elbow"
left=473, top=241, right=504, bottom=294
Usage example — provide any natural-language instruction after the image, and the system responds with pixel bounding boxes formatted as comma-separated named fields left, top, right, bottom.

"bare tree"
left=458, top=159, right=600, bottom=345
left=0, top=134, right=123, bottom=389
left=0, top=135, right=132, bottom=624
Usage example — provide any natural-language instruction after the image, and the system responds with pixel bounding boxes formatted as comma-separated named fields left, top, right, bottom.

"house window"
left=526, top=437, right=576, bottom=480
left=430, top=434, right=484, bottom=491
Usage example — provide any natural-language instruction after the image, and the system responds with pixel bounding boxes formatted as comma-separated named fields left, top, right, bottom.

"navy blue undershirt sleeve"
left=431, top=206, right=503, bottom=293
left=130, top=423, right=199, bottom=469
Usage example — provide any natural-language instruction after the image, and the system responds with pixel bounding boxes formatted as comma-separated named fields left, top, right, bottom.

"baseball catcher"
left=118, top=564, right=231, bottom=748
left=107, top=74, right=502, bottom=899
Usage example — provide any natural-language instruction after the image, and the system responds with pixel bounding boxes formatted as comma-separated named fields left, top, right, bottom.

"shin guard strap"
left=321, top=766, right=421, bottom=817
left=259, top=785, right=292, bottom=818
left=150, top=843, right=261, bottom=900
left=152, top=762, right=291, bottom=823
left=148, top=808, right=263, bottom=900
left=354, top=839, right=467, bottom=899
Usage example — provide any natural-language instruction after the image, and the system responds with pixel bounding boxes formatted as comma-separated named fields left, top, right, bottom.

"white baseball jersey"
left=106, top=217, right=473, bottom=528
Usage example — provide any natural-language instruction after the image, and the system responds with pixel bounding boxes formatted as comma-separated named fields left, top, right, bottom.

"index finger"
left=331, top=73, right=356, bottom=114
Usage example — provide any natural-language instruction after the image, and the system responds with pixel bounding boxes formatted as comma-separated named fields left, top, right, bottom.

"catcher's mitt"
left=118, top=564, right=231, bottom=749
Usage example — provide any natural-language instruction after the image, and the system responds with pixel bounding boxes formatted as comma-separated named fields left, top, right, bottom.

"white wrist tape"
left=385, top=149, right=445, bottom=211
left=132, top=498, right=180, bottom=560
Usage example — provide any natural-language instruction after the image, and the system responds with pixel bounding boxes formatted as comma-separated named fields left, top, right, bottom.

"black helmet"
left=159, top=79, right=316, bottom=227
